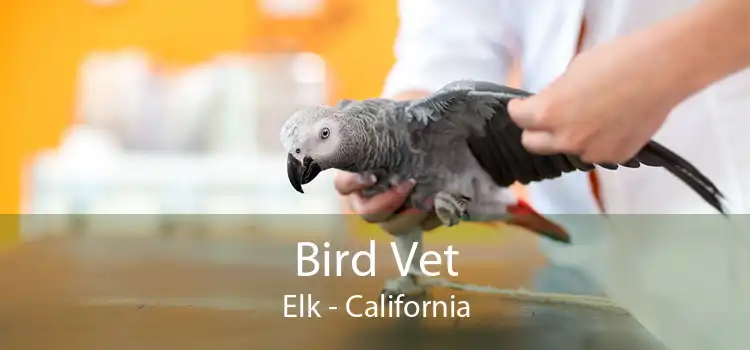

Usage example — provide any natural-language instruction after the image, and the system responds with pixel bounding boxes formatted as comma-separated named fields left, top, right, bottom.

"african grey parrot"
left=280, top=79, right=727, bottom=297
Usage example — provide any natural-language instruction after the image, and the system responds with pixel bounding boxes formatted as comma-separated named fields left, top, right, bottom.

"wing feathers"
left=406, top=80, right=726, bottom=214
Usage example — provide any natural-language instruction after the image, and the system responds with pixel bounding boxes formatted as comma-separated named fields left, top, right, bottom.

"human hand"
left=333, top=171, right=442, bottom=235
left=508, top=32, right=687, bottom=163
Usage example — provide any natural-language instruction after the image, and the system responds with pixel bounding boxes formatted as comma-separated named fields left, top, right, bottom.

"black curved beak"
left=287, top=154, right=322, bottom=194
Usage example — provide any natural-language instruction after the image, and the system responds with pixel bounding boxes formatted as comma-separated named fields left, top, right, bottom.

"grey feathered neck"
left=337, top=101, right=409, bottom=173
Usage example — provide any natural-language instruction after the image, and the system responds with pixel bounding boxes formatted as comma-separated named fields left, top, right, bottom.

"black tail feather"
left=638, top=141, right=726, bottom=215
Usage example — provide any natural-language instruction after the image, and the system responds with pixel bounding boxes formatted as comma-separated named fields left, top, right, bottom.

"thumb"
left=508, top=97, right=538, bottom=129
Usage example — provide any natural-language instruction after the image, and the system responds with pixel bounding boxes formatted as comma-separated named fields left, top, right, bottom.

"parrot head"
left=280, top=106, right=353, bottom=193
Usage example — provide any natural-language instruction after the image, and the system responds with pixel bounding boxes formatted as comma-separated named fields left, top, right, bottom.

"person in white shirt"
left=333, top=1, right=749, bottom=349
left=335, top=0, right=749, bottom=232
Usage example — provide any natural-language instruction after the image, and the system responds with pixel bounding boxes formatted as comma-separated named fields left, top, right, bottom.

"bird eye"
left=295, top=148, right=301, bottom=154
left=320, top=127, right=330, bottom=139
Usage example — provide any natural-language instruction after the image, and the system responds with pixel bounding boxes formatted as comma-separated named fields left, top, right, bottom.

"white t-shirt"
left=382, top=2, right=750, bottom=349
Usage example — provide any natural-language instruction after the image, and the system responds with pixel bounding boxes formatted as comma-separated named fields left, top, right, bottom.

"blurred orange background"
left=1, top=0, right=399, bottom=209
left=0, top=0, right=522, bottom=247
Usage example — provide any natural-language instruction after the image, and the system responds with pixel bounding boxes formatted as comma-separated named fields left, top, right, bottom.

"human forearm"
left=646, top=0, right=749, bottom=103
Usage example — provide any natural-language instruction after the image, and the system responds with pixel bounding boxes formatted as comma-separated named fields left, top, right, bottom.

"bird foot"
left=434, top=192, right=471, bottom=227
left=381, top=274, right=429, bottom=299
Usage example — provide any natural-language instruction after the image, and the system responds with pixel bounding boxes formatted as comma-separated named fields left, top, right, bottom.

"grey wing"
left=405, top=80, right=726, bottom=214
left=404, top=80, right=615, bottom=185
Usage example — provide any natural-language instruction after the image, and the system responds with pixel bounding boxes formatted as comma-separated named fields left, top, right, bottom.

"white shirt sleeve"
left=382, top=0, right=519, bottom=98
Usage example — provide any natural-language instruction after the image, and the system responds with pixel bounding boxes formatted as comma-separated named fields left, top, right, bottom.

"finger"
left=379, top=208, right=430, bottom=236
left=508, top=97, right=542, bottom=129
left=350, top=180, right=416, bottom=221
left=355, top=198, right=395, bottom=223
left=580, top=137, right=638, bottom=164
left=521, top=130, right=559, bottom=155
left=580, top=149, right=607, bottom=164
left=581, top=148, right=632, bottom=164
left=349, top=193, right=390, bottom=223
left=334, top=171, right=377, bottom=195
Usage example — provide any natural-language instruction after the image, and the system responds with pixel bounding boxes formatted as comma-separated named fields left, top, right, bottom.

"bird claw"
left=435, top=192, right=471, bottom=227
left=381, top=274, right=429, bottom=298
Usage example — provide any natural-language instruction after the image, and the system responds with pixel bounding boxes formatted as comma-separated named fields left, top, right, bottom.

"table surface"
left=0, top=224, right=666, bottom=350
